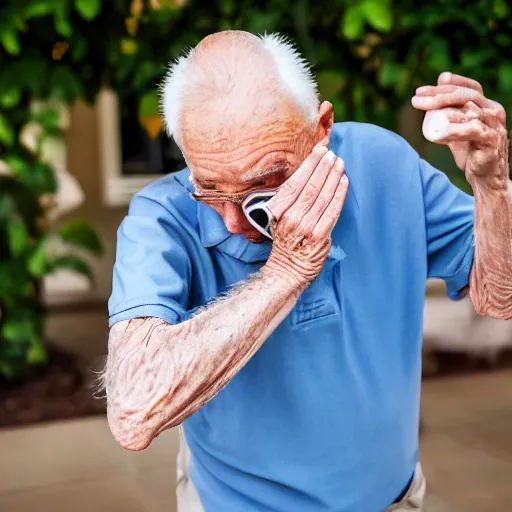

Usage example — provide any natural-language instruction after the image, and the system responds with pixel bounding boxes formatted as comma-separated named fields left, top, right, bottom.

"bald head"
left=159, top=30, right=333, bottom=242
left=160, top=31, right=320, bottom=149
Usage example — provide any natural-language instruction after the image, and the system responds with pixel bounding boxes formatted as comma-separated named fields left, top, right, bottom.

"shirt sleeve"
left=108, top=193, right=192, bottom=328
left=420, top=158, right=475, bottom=300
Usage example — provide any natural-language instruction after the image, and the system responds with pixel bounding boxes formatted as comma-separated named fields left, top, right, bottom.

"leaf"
left=0, top=261, right=32, bottom=301
left=0, top=27, right=20, bottom=55
left=221, top=0, right=235, bottom=16
left=59, top=219, right=103, bottom=256
left=0, top=196, right=15, bottom=222
left=397, top=67, right=410, bottom=96
left=27, top=340, right=48, bottom=365
left=493, top=0, right=510, bottom=19
left=139, top=115, right=163, bottom=139
left=0, top=175, right=43, bottom=233
left=0, top=359, right=24, bottom=380
left=69, top=32, right=88, bottom=61
left=121, top=38, right=138, bottom=55
left=361, top=0, right=393, bottom=32
left=24, top=3, right=55, bottom=18
left=378, top=60, right=401, bottom=87
left=0, top=114, right=15, bottom=147
left=461, top=50, right=489, bottom=70
left=1, top=318, right=37, bottom=344
left=342, top=5, right=364, bottom=40
left=34, top=107, right=61, bottom=133
left=1, top=153, right=27, bottom=175
left=50, top=255, right=94, bottom=282
left=139, top=90, right=160, bottom=117
left=133, top=61, right=164, bottom=90
left=51, top=67, right=84, bottom=103
left=353, top=81, right=365, bottom=105
left=16, top=161, right=57, bottom=195
left=426, top=39, right=450, bottom=73
left=54, top=7, right=72, bottom=38
left=0, top=88, right=21, bottom=109
left=7, top=220, right=30, bottom=257
left=496, top=33, right=511, bottom=47
left=75, top=0, right=101, bottom=20
left=28, top=239, right=48, bottom=278
left=156, top=0, right=181, bottom=9
left=498, top=63, right=512, bottom=91
left=317, top=70, right=346, bottom=98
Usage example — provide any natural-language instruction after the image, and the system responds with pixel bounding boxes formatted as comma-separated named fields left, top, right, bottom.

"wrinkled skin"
left=102, top=30, right=512, bottom=453
left=412, top=72, right=512, bottom=319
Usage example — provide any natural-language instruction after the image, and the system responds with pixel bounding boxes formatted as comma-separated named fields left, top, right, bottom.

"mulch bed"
left=422, top=349, right=512, bottom=380
left=0, top=344, right=106, bottom=429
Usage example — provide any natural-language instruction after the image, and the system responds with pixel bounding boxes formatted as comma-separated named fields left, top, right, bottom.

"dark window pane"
left=120, top=95, right=185, bottom=176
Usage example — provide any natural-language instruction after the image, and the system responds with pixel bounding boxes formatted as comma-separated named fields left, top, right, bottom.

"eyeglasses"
left=190, top=186, right=279, bottom=207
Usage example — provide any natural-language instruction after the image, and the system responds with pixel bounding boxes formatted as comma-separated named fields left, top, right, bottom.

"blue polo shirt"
left=109, top=122, right=474, bottom=511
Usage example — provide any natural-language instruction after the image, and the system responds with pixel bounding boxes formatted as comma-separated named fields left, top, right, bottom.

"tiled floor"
left=0, top=417, right=178, bottom=512
left=420, top=371, right=512, bottom=511
left=1, top=295, right=511, bottom=511
left=1, top=369, right=511, bottom=511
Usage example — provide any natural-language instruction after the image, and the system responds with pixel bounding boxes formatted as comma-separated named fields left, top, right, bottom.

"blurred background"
left=1, top=0, right=511, bottom=511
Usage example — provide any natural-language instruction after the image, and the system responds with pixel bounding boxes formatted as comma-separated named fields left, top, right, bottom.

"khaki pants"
left=176, top=427, right=426, bottom=512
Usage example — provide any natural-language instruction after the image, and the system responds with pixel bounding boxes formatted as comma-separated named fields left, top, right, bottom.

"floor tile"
left=0, top=417, right=131, bottom=493
left=0, top=477, right=149, bottom=512
left=136, top=465, right=177, bottom=512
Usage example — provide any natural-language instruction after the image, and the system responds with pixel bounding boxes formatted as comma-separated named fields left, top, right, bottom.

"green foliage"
left=49, top=255, right=94, bottom=281
left=0, top=0, right=511, bottom=379
left=59, top=219, right=104, bottom=256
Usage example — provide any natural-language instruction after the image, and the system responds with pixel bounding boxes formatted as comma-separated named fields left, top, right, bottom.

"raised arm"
left=413, top=72, right=512, bottom=319
left=103, top=146, right=348, bottom=450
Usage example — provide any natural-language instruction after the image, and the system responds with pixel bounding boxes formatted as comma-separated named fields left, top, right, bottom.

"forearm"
left=104, top=265, right=304, bottom=450
left=469, top=178, right=512, bottom=319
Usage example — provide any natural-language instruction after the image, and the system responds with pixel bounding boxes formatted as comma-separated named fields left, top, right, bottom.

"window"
left=97, top=89, right=185, bottom=206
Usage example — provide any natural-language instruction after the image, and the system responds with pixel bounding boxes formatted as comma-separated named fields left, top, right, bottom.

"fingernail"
left=440, top=71, right=451, bottom=82
left=412, top=96, right=433, bottom=107
left=415, top=86, right=428, bottom=94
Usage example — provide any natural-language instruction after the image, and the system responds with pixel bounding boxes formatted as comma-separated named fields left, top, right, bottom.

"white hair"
left=159, top=33, right=319, bottom=145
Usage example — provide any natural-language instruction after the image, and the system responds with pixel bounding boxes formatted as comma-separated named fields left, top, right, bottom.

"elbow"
left=106, top=402, right=185, bottom=451
left=469, top=285, right=512, bottom=320
left=471, top=299, right=512, bottom=321
left=107, top=406, right=157, bottom=451
left=474, top=308, right=512, bottom=321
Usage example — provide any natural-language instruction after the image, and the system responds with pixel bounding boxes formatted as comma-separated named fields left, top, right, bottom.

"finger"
left=299, top=157, right=345, bottom=233
left=412, top=88, right=491, bottom=110
left=313, top=174, right=349, bottom=240
left=293, top=150, right=337, bottom=215
left=425, top=118, right=494, bottom=146
left=437, top=72, right=484, bottom=94
left=482, top=99, right=507, bottom=125
left=266, top=145, right=328, bottom=219
left=415, top=85, right=461, bottom=96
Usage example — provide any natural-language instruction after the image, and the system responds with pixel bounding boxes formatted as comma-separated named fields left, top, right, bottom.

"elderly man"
left=103, top=31, right=511, bottom=511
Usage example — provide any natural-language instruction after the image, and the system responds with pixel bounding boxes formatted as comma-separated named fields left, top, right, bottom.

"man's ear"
left=315, top=101, right=334, bottom=146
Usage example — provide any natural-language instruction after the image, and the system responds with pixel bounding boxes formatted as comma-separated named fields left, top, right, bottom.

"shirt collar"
left=196, top=202, right=273, bottom=263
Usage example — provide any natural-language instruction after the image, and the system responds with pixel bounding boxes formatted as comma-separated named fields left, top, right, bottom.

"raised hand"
left=412, top=72, right=509, bottom=188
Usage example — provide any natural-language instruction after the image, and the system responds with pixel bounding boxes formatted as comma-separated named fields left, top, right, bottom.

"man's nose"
left=223, top=202, right=248, bottom=234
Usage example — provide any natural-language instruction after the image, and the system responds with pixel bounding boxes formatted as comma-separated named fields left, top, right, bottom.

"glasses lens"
left=248, top=207, right=270, bottom=229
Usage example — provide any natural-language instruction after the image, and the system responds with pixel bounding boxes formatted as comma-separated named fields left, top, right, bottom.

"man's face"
left=183, top=103, right=318, bottom=243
